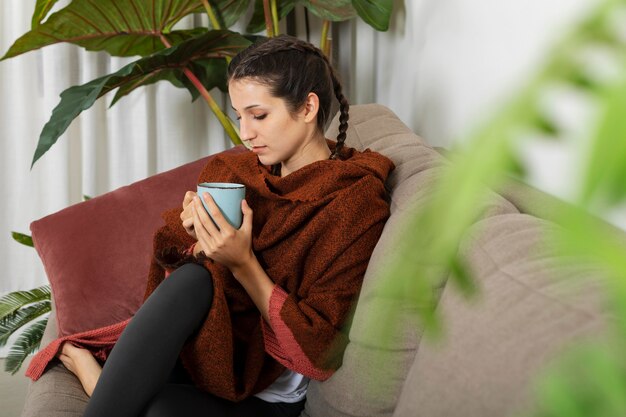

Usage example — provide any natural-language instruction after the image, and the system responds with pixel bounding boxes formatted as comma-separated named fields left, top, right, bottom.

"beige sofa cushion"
left=21, top=362, right=88, bottom=417
left=393, top=213, right=610, bottom=417
left=303, top=105, right=518, bottom=417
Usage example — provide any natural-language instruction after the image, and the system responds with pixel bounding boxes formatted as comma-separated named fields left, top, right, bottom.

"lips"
left=251, top=145, right=267, bottom=153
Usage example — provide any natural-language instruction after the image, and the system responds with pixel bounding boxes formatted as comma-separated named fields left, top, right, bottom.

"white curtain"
left=1, top=2, right=233, bottom=303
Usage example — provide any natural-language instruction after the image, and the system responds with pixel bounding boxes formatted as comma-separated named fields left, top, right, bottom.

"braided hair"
left=227, top=35, right=349, bottom=161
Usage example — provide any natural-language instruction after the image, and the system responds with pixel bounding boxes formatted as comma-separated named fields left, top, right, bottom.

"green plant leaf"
left=31, top=0, right=61, bottom=29
left=449, top=255, right=478, bottom=297
left=301, top=0, right=356, bottom=22
left=110, top=68, right=188, bottom=106
left=246, top=0, right=296, bottom=33
left=4, top=319, right=48, bottom=375
left=207, top=0, right=251, bottom=29
left=83, top=195, right=92, bottom=201
left=352, top=0, right=393, bottom=31
left=111, top=56, right=228, bottom=105
left=184, top=57, right=230, bottom=97
left=2, top=0, right=208, bottom=59
left=31, top=30, right=250, bottom=167
left=580, top=74, right=626, bottom=207
left=530, top=344, right=626, bottom=417
left=0, top=302, right=51, bottom=347
left=11, top=232, right=34, bottom=248
left=0, top=286, right=51, bottom=320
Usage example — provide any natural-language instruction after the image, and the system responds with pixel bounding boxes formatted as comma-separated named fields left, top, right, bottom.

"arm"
left=191, top=193, right=274, bottom=322
left=259, top=224, right=382, bottom=380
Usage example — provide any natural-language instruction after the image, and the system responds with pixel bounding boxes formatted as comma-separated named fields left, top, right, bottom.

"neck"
left=280, top=132, right=330, bottom=177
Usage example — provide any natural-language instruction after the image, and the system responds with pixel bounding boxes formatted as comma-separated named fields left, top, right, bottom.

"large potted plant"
left=0, top=0, right=393, bottom=374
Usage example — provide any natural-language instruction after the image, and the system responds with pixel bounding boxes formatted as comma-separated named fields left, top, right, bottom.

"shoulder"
left=345, top=148, right=395, bottom=182
left=330, top=140, right=395, bottom=183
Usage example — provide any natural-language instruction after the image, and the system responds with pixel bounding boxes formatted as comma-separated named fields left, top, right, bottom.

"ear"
left=301, top=92, right=320, bottom=124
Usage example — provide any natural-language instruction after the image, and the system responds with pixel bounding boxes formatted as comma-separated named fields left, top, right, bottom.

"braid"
left=228, top=35, right=350, bottom=160
left=329, top=69, right=349, bottom=160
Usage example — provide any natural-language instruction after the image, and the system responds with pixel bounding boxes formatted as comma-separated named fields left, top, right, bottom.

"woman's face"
left=228, top=78, right=323, bottom=175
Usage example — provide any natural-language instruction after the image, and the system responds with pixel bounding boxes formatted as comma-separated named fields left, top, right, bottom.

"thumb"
left=241, top=199, right=253, bottom=230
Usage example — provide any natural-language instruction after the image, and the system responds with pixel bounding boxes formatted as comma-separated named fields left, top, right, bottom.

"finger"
left=202, top=193, right=232, bottom=233
left=192, top=203, right=213, bottom=250
left=182, top=217, right=194, bottom=230
left=183, top=191, right=197, bottom=207
left=61, top=342, right=76, bottom=354
left=241, top=199, right=253, bottom=232
left=180, top=207, right=190, bottom=222
left=194, top=196, right=218, bottom=237
left=191, top=206, right=208, bottom=252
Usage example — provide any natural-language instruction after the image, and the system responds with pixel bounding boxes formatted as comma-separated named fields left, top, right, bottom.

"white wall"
left=369, top=0, right=593, bottom=144
left=342, top=0, right=625, bottom=229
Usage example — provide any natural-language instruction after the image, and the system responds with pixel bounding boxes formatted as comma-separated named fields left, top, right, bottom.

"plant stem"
left=270, top=0, right=280, bottom=36
left=159, top=35, right=241, bottom=145
left=201, top=0, right=221, bottom=29
left=199, top=0, right=232, bottom=64
left=184, top=68, right=241, bottom=145
left=262, top=0, right=274, bottom=37
left=320, top=20, right=331, bottom=56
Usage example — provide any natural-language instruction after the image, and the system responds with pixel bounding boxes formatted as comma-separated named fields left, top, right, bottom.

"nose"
left=238, top=118, right=255, bottom=142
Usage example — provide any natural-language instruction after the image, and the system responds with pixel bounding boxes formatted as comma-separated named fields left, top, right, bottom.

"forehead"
left=228, top=79, right=274, bottom=105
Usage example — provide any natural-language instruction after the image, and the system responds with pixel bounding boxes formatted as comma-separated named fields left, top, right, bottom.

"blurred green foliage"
left=378, top=0, right=626, bottom=415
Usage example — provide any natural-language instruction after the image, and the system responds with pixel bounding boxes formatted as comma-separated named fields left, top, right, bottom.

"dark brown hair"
left=227, top=35, right=349, bottom=160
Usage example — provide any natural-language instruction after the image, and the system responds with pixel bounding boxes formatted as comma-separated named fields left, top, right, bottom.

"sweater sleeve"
left=260, top=223, right=384, bottom=381
left=152, top=207, right=198, bottom=271
left=261, top=286, right=334, bottom=380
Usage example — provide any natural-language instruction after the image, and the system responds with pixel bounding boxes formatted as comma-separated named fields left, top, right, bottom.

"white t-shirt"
left=254, top=369, right=309, bottom=403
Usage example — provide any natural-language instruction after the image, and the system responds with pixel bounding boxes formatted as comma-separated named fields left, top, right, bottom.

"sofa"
left=20, top=104, right=613, bottom=417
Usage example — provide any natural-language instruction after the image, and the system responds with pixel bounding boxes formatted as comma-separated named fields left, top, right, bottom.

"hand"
left=191, top=193, right=254, bottom=272
left=180, top=191, right=198, bottom=239
left=57, top=342, right=102, bottom=397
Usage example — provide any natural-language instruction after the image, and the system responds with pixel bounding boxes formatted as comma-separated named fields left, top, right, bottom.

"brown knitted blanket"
left=27, top=142, right=394, bottom=402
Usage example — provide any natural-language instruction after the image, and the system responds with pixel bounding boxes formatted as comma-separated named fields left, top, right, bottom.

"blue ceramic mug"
left=196, top=182, right=246, bottom=229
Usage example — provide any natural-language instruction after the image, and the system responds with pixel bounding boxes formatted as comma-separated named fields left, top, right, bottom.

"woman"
left=55, top=35, right=394, bottom=417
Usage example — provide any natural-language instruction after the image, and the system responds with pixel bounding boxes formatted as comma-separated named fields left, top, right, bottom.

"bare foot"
left=57, top=342, right=103, bottom=397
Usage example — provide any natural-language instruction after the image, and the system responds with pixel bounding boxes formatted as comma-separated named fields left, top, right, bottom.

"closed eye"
left=254, top=114, right=267, bottom=120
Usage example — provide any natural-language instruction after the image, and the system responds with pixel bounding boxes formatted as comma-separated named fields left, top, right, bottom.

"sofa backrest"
left=392, top=211, right=611, bottom=417
left=320, top=106, right=612, bottom=417
left=302, top=104, right=519, bottom=417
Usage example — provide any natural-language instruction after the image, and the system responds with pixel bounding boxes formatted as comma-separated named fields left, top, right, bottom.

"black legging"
left=82, top=263, right=305, bottom=417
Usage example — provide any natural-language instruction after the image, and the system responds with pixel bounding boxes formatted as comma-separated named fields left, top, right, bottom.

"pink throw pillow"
left=30, top=150, right=239, bottom=337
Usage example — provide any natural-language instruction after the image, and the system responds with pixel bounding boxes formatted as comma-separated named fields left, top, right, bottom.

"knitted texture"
left=261, top=286, right=334, bottom=380
left=25, top=319, right=130, bottom=380
left=27, top=142, right=393, bottom=402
